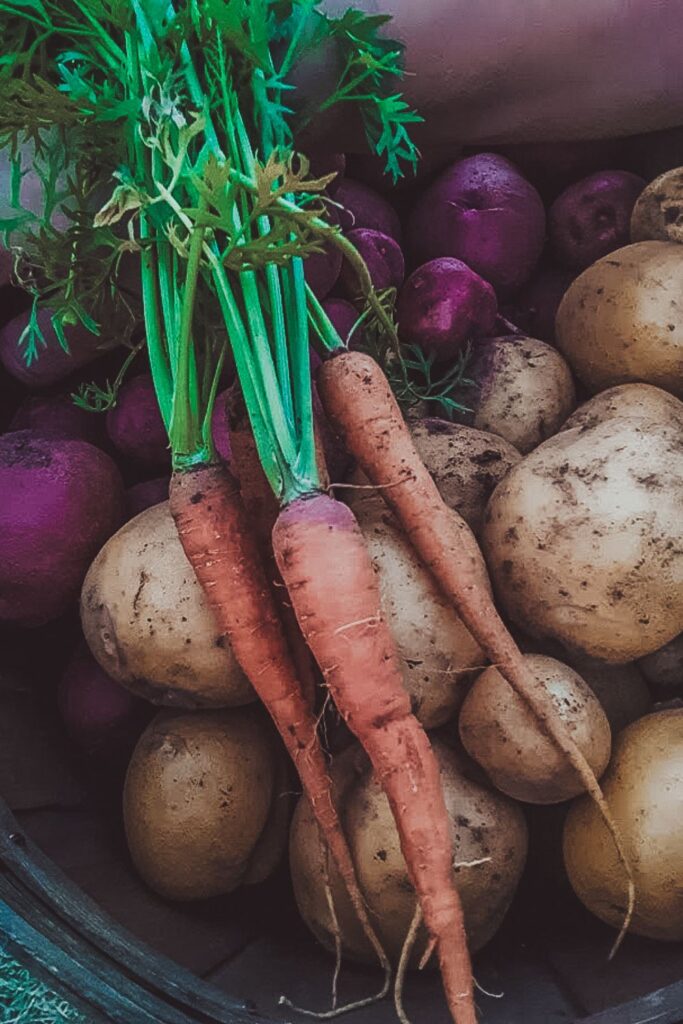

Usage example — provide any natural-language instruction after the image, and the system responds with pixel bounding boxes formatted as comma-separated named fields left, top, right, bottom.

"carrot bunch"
left=1, top=4, right=632, bottom=1023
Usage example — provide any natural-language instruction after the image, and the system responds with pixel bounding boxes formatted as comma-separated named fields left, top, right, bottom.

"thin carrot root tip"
left=316, top=349, right=636, bottom=963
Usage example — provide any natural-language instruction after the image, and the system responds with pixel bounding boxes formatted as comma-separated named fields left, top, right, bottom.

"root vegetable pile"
left=2, top=5, right=683, bottom=1024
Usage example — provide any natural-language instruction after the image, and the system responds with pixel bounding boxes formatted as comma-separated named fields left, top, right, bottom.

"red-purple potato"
left=59, top=642, right=146, bottom=758
left=10, top=395, right=101, bottom=445
left=340, top=229, right=405, bottom=297
left=211, top=387, right=232, bottom=464
left=406, top=154, right=546, bottom=295
left=106, top=373, right=169, bottom=468
left=549, top=170, right=646, bottom=271
left=321, top=298, right=365, bottom=349
left=0, top=431, right=124, bottom=625
left=334, top=178, right=402, bottom=242
left=396, top=257, right=497, bottom=361
left=0, top=308, right=105, bottom=389
left=505, top=268, right=576, bottom=345
left=125, top=477, right=170, bottom=520
left=307, top=152, right=346, bottom=195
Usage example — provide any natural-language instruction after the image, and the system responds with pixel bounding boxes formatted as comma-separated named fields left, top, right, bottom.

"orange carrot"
left=226, top=390, right=319, bottom=709
left=273, top=493, right=477, bottom=1024
left=169, top=464, right=389, bottom=986
left=316, top=349, right=635, bottom=946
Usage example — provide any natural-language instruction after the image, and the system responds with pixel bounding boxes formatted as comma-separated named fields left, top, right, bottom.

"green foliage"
left=354, top=288, right=475, bottom=420
left=0, top=0, right=422, bottom=494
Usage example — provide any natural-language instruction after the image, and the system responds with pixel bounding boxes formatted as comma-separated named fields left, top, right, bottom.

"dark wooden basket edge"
left=0, top=796, right=681, bottom=1024
left=0, top=796, right=269, bottom=1024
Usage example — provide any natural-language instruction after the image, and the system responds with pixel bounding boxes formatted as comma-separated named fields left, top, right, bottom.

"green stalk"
left=124, top=29, right=172, bottom=430
left=289, top=257, right=317, bottom=486
left=169, top=207, right=206, bottom=464
left=233, top=109, right=294, bottom=426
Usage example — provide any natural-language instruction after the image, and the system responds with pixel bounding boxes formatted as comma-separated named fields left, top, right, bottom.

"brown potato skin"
left=555, top=241, right=683, bottom=397
left=482, top=416, right=683, bottom=662
left=563, top=709, right=683, bottom=941
left=563, top=651, right=652, bottom=735
left=359, top=511, right=483, bottom=728
left=562, top=382, right=683, bottom=433
left=81, top=502, right=253, bottom=707
left=289, top=741, right=527, bottom=966
left=459, top=654, right=611, bottom=803
left=123, top=707, right=285, bottom=900
left=637, top=632, right=683, bottom=693
left=630, top=167, right=683, bottom=245
left=345, top=420, right=521, bottom=537
left=465, top=336, right=576, bottom=454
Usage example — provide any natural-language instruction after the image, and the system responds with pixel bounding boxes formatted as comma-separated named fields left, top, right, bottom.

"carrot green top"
left=0, top=0, right=420, bottom=502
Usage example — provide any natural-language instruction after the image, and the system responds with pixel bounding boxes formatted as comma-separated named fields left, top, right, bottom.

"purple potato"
left=106, top=373, right=169, bottom=468
left=0, top=431, right=125, bottom=625
left=59, top=642, right=146, bottom=758
left=10, top=395, right=102, bottom=445
left=340, top=229, right=405, bottom=297
left=334, top=178, right=402, bottom=242
left=321, top=298, right=366, bottom=349
left=0, top=308, right=105, bottom=389
left=549, top=169, right=646, bottom=270
left=406, top=153, right=546, bottom=295
left=124, top=476, right=170, bottom=520
left=505, top=268, right=577, bottom=345
left=211, top=387, right=233, bottom=464
left=396, top=257, right=498, bottom=361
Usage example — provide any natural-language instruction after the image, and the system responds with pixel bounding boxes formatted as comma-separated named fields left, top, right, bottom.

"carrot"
left=227, top=389, right=321, bottom=711
left=169, top=463, right=390, bottom=992
left=273, top=492, right=477, bottom=1024
left=316, top=349, right=635, bottom=948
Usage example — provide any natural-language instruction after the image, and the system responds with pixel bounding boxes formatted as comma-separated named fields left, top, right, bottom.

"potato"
left=124, top=707, right=286, bottom=900
left=555, top=241, right=683, bottom=397
left=563, top=709, right=683, bottom=941
left=464, top=335, right=576, bottom=453
left=289, top=740, right=528, bottom=965
left=482, top=416, right=683, bottom=662
left=630, top=167, right=683, bottom=245
left=345, top=420, right=520, bottom=536
left=562, top=651, right=652, bottom=735
left=360, top=511, right=483, bottom=727
left=458, top=654, right=611, bottom=803
left=637, top=633, right=683, bottom=693
left=81, top=502, right=253, bottom=707
left=562, top=382, right=683, bottom=433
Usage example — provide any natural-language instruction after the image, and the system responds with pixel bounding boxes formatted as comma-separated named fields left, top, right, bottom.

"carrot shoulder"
left=273, top=493, right=477, bottom=1024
